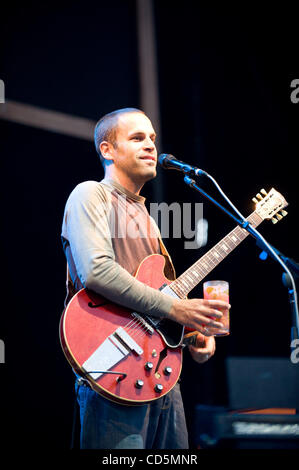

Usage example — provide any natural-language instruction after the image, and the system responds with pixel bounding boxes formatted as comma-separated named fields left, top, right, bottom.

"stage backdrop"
left=0, top=2, right=298, bottom=450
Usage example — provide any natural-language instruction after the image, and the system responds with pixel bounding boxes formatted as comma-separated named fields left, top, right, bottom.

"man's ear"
left=99, top=141, right=115, bottom=162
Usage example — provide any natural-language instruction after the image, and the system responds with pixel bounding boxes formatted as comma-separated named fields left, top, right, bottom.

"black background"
left=0, top=0, right=298, bottom=453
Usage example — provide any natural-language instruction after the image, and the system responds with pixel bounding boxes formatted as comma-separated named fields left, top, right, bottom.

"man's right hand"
left=167, top=297, right=230, bottom=335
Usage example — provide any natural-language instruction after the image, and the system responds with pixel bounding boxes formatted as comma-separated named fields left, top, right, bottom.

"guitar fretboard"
left=169, top=211, right=263, bottom=298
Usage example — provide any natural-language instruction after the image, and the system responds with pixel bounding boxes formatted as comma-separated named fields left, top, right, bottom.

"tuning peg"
left=271, top=217, right=278, bottom=224
left=276, top=214, right=283, bottom=220
left=260, top=188, right=267, bottom=196
left=256, top=193, right=263, bottom=200
left=252, top=197, right=259, bottom=204
left=280, top=210, right=288, bottom=217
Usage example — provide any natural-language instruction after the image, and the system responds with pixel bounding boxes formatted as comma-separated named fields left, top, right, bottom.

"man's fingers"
left=197, top=325, right=213, bottom=336
left=194, top=332, right=206, bottom=346
left=200, top=315, right=224, bottom=328
left=204, top=308, right=223, bottom=319
left=203, top=299, right=231, bottom=309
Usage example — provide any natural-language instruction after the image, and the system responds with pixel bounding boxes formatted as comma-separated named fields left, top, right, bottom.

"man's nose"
left=144, top=137, right=156, bottom=150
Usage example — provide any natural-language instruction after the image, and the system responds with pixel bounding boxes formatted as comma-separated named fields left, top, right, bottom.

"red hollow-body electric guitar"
left=60, top=188, right=288, bottom=405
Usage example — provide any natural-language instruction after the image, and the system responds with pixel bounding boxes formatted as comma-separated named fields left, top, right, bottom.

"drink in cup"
left=203, top=280, right=230, bottom=336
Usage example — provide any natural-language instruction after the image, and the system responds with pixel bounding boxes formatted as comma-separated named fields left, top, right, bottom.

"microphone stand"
left=257, top=240, right=299, bottom=343
left=182, top=173, right=299, bottom=347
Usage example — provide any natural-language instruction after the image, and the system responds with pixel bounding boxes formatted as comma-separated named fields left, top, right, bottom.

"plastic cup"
left=203, top=280, right=230, bottom=336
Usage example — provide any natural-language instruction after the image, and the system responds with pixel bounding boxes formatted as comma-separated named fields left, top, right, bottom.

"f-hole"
left=88, top=301, right=109, bottom=308
left=155, top=347, right=168, bottom=373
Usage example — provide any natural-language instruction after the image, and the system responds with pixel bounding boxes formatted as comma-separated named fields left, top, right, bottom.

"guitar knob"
left=164, top=366, right=172, bottom=376
left=135, top=379, right=144, bottom=389
left=154, top=384, right=163, bottom=393
left=145, top=361, right=154, bottom=371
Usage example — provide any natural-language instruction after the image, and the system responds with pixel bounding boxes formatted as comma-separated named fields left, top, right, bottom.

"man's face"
left=110, top=112, right=158, bottom=185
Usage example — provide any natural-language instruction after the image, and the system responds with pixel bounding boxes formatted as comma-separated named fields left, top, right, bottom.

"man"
left=61, top=107, right=229, bottom=449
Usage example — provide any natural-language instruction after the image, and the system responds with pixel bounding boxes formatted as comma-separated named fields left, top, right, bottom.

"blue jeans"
left=75, top=381, right=189, bottom=449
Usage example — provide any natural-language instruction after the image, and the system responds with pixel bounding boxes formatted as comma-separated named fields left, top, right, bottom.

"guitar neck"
left=169, top=210, right=263, bottom=298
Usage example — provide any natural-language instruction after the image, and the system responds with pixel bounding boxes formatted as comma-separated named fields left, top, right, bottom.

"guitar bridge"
left=113, top=327, right=143, bottom=355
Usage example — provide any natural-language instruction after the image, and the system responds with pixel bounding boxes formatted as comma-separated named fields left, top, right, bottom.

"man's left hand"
left=188, top=332, right=216, bottom=364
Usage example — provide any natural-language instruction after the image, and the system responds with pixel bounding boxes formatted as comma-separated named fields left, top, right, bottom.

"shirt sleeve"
left=61, top=181, right=174, bottom=317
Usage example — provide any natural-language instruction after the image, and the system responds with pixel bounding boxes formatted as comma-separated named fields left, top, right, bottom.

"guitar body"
left=60, top=254, right=184, bottom=406
left=60, top=188, right=288, bottom=406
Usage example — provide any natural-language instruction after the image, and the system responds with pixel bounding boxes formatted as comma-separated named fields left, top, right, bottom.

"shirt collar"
left=100, top=178, right=146, bottom=204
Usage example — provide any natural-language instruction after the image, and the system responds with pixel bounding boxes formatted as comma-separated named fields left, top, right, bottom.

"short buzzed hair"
left=94, top=107, right=144, bottom=166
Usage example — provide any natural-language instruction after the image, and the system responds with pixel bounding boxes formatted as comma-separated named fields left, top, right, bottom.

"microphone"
left=158, top=154, right=205, bottom=176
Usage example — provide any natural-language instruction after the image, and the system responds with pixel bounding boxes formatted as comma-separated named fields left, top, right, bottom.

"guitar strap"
left=64, top=238, right=176, bottom=308
left=64, top=263, right=77, bottom=308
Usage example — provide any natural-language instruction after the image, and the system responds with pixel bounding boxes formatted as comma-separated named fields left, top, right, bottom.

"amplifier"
left=193, top=406, right=299, bottom=449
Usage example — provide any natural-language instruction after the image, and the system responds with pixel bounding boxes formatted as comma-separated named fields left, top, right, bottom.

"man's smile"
left=139, top=155, right=156, bottom=162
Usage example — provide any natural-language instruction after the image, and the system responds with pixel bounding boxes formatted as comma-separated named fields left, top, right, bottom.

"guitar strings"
left=122, top=316, right=150, bottom=339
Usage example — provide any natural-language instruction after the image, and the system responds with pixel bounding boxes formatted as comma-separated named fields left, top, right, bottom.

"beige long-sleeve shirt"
left=61, top=178, right=175, bottom=317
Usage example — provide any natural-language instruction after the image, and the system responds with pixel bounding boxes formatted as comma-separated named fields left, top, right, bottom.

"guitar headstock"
left=252, top=188, right=288, bottom=223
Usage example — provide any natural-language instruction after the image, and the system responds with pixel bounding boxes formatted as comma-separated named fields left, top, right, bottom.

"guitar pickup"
left=160, top=284, right=180, bottom=299
left=131, top=312, right=154, bottom=334
left=113, top=327, right=143, bottom=355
